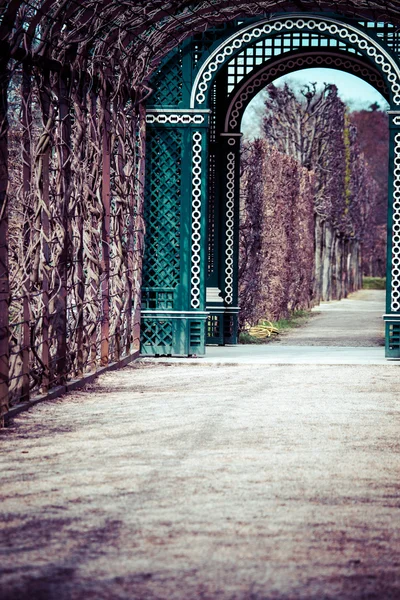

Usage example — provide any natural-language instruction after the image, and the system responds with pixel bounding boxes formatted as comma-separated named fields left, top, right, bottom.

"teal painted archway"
left=140, top=13, right=400, bottom=358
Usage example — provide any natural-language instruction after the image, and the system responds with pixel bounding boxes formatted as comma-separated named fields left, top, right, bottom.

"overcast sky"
left=241, top=68, right=389, bottom=139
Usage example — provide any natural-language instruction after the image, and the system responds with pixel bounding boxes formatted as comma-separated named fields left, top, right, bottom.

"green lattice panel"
left=141, top=290, right=174, bottom=310
left=358, top=21, right=400, bottom=54
left=190, top=19, right=400, bottom=68
left=225, top=32, right=364, bottom=93
left=143, top=129, right=182, bottom=292
left=150, top=49, right=183, bottom=106
left=191, top=24, right=232, bottom=68
left=141, top=318, right=173, bottom=354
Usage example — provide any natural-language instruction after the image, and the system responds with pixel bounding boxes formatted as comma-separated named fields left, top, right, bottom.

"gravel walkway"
left=277, top=289, right=385, bottom=346
left=1, top=291, right=400, bottom=600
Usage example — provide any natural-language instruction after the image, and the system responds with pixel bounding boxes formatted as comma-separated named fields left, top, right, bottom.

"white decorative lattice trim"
left=391, top=133, right=400, bottom=311
left=146, top=113, right=205, bottom=125
left=394, top=116, right=400, bottom=126
left=225, top=149, right=235, bottom=305
left=191, top=132, right=202, bottom=309
left=226, top=53, right=388, bottom=131
left=191, top=16, right=400, bottom=107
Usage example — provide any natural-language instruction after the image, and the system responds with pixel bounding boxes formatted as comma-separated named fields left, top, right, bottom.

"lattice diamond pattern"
left=151, top=50, right=183, bottom=106
left=143, top=129, right=182, bottom=290
left=141, top=319, right=173, bottom=348
left=191, top=25, right=232, bottom=68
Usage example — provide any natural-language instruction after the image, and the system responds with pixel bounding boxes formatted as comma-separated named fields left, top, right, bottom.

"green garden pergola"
left=141, top=12, right=400, bottom=358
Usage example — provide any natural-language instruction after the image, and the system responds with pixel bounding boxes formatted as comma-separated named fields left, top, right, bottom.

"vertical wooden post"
left=125, top=96, right=134, bottom=357
left=75, top=200, right=84, bottom=376
left=74, top=82, right=85, bottom=377
left=113, top=94, right=124, bottom=362
left=89, top=90, right=99, bottom=370
left=101, top=92, right=111, bottom=366
left=132, top=100, right=146, bottom=353
left=39, top=80, right=51, bottom=393
left=56, top=74, right=71, bottom=384
left=75, top=208, right=84, bottom=378
left=41, top=154, right=50, bottom=392
left=0, top=60, right=9, bottom=423
left=21, top=62, right=32, bottom=401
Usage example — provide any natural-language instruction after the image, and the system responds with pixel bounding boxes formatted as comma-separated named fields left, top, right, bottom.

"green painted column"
left=384, top=111, right=400, bottom=357
left=140, top=110, right=209, bottom=356
left=204, top=133, right=241, bottom=346
left=220, top=133, right=241, bottom=345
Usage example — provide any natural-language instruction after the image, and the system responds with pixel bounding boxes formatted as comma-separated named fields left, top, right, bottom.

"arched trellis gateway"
left=142, top=13, right=400, bottom=357
left=2, top=2, right=400, bottom=422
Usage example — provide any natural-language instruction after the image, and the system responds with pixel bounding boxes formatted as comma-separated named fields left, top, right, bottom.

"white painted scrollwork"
left=146, top=113, right=205, bottom=125
left=191, top=16, right=400, bottom=107
left=391, top=133, right=400, bottom=311
left=224, top=149, right=236, bottom=305
left=191, top=132, right=203, bottom=309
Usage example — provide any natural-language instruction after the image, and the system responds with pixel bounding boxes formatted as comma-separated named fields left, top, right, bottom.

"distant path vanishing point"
left=277, top=289, right=385, bottom=347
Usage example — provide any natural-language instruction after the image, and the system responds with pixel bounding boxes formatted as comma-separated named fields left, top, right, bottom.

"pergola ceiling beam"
left=2, top=1, right=400, bottom=93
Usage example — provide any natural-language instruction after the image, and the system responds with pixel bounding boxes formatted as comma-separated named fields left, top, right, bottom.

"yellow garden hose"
left=246, top=320, right=280, bottom=339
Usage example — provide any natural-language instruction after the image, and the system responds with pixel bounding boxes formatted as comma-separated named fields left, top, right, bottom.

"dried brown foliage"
left=239, top=82, right=383, bottom=326
left=239, top=141, right=315, bottom=327
left=351, top=109, right=389, bottom=277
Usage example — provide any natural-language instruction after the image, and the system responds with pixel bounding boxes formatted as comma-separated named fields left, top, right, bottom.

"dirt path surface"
left=2, top=362, right=400, bottom=600
left=2, top=291, right=400, bottom=600
left=277, top=289, right=385, bottom=346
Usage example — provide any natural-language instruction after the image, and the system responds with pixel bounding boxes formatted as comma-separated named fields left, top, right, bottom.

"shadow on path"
left=1, top=291, right=400, bottom=600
